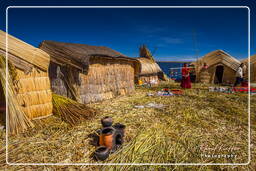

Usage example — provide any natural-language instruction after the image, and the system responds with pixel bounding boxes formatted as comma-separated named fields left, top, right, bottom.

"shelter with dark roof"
left=191, top=50, right=241, bottom=84
left=39, top=40, right=139, bottom=103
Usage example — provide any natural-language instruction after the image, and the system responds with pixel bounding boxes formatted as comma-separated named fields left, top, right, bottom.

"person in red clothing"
left=180, top=63, right=192, bottom=89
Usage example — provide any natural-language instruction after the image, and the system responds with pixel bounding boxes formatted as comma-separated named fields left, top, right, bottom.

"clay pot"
left=113, top=123, right=126, bottom=137
left=99, top=127, right=115, bottom=149
left=101, top=116, right=113, bottom=127
left=94, top=146, right=110, bottom=161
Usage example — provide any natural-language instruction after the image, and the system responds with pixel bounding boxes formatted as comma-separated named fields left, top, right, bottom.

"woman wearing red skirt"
left=180, top=63, right=192, bottom=89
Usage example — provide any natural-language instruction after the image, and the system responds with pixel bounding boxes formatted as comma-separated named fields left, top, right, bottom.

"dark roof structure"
left=39, top=40, right=136, bottom=71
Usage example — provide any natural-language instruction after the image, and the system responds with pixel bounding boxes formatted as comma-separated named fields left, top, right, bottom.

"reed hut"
left=241, top=54, right=256, bottom=83
left=0, top=30, right=53, bottom=120
left=39, top=40, right=139, bottom=104
left=136, top=57, right=165, bottom=84
left=192, top=50, right=241, bottom=84
left=136, top=45, right=165, bottom=84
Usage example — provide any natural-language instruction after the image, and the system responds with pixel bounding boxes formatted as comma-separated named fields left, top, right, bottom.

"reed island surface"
left=0, top=82, right=255, bottom=170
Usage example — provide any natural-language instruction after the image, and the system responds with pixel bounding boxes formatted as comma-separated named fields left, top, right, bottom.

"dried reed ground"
left=0, top=82, right=255, bottom=170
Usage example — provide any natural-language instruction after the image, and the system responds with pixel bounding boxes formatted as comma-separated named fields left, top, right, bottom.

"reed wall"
left=49, top=57, right=136, bottom=104
left=79, top=57, right=135, bottom=103
left=138, top=75, right=159, bottom=84
left=252, top=63, right=256, bottom=82
left=14, top=67, right=53, bottom=119
left=204, top=64, right=236, bottom=84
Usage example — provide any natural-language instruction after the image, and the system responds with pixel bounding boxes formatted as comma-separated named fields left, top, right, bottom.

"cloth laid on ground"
left=156, top=91, right=174, bottom=96
left=171, top=89, right=183, bottom=95
left=209, top=86, right=256, bottom=94
left=209, top=87, right=234, bottom=93
left=147, top=89, right=183, bottom=97
left=233, top=87, right=256, bottom=93
left=135, top=102, right=166, bottom=109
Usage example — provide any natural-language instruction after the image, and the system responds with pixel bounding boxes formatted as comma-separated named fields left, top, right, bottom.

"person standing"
left=234, top=63, right=244, bottom=87
left=180, top=63, right=192, bottom=89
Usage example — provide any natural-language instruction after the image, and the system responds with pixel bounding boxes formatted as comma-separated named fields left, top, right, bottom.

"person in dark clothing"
left=234, top=63, right=244, bottom=87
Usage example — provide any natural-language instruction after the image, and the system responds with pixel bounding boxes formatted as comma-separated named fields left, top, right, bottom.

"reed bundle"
left=139, top=45, right=154, bottom=62
left=0, top=55, right=34, bottom=134
left=0, top=30, right=50, bottom=71
left=52, top=93, right=97, bottom=125
left=0, top=30, right=52, bottom=120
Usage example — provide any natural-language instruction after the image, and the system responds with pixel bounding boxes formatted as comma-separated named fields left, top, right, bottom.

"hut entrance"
left=214, top=65, right=224, bottom=84
left=0, top=81, right=6, bottom=126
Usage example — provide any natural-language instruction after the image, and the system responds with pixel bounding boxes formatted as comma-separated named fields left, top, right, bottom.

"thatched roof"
left=137, top=57, right=163, bottom=76
left=241, top=54, right=256, bottom=65
left=0, top=30, right=50, bottom=71
left=192, top=50, right=241, bottom=71
left=39, top=40, right=137, bottom=71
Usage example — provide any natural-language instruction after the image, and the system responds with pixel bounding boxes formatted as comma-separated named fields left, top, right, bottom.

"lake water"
left=157, top=62, right=189, bottom=80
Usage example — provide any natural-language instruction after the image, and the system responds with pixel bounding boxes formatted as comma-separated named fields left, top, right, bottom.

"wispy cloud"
left=156, top=55, right=197, bottom=62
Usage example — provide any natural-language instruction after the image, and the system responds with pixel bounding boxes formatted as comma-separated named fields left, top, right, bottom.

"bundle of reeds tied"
left=0, top=55, right=34, bottom=134
left=52, top=93, right=97, bottom=126
left=139, top=45, right=155, bottom=62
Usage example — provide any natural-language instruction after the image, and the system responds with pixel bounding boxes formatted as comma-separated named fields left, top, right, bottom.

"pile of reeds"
left=0, top=30, right=53, bottom=120
left=52, top=93, right=97, bottom=126
left=0, top=55, right=34, bottom=134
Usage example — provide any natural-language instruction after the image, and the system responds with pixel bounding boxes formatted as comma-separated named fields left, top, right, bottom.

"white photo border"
left=5, top=6, right=251, bottom=166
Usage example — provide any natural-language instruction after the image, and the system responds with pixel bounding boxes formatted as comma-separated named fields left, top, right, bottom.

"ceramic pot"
left=99, top=127, right=115, bottom=149
left=101, top=116, right=113, bottom=127
left=94, top=146, right=110, bottom=161
left=113, top=123, right=126, bottom=137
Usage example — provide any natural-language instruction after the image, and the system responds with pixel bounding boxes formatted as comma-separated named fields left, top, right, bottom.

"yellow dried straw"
left=0, top=54, right=34, bottom=134
left=52, top=93, right=97, bottom=126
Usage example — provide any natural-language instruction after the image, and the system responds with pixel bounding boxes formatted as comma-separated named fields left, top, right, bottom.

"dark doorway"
left=214, top=65, right=224, bottom=84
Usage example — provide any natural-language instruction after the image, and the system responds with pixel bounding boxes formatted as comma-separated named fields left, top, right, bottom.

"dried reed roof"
left=241, top=54, right=256, bottom=64
left=39, top=40, right=137, bottom=71
left=0, top=30, right=50, bottom=71
left=192, top=50, right=241, bottom=71
left=137, top=57, right=163, bottom=76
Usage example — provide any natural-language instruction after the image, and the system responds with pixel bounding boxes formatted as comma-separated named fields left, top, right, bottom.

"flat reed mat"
left=0, top=83, right=255, bottom=170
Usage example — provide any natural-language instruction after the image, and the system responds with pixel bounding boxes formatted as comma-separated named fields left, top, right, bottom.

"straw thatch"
left=192, top=50, right=241, bottom=84
left=52, top=93, right=97, bottom=126
left=136, top=57, right=164, bottom=84
left=0, top=54, right=34, bottom=134
left=139, top=45, right=155, bottom=62
left=39, top=40, right=139, bottom=104
left=241, top=54, right=256, bottom=83
left=0, top=30, right=53, bottom=120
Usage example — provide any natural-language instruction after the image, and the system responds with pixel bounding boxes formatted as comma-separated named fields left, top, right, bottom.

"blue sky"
left=6, top=7, right=250, bottom=61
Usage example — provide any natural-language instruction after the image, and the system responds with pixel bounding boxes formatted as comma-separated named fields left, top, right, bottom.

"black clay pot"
left=94, top=146, right=110, bottom=161
left=113, top=123, right=126, bottom=137
left=101, top=116, right=113, bottom=127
